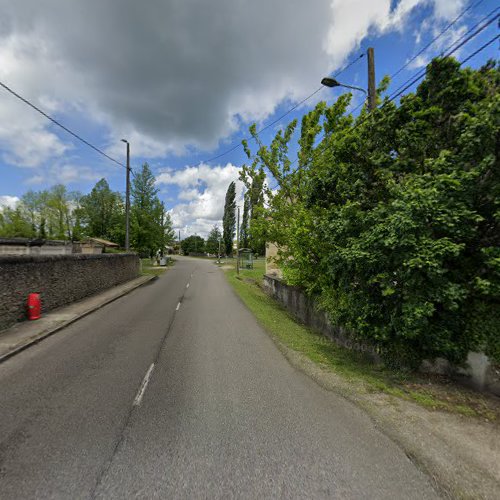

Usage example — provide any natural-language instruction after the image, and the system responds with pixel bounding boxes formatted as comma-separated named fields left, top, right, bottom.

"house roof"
left=84, top=237, right=119, bottom=247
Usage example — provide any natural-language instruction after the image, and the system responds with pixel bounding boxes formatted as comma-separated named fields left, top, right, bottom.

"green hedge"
left=245, top=58, right=499, bottom=368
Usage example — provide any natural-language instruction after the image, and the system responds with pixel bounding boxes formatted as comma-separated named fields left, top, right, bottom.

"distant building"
left=74, top=237, right=120, bottom=254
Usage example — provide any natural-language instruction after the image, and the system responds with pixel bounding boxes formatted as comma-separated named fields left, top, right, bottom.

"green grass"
left=224, top=264, right=499, bottom=420
left=140, top=257, right=175, bottom=276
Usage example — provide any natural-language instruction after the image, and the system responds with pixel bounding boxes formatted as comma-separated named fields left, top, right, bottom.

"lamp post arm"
left=338, top=83, right=367, bottom=94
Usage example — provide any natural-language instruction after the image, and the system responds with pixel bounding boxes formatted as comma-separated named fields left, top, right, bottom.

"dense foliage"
left=240, top=133, right=266, bottom=254
left=205, top=225, right=223, bottom=255
left=131, top=163, right=175, bottom=257
left=0, top=164, right=175, bottom=257
left=79, top=179, right=124, bottom=243
left=181, top=234, right=205, bottom=255
left=243, top=58, right=499, bottom=367
left=0, top=185, right=83, bottom=240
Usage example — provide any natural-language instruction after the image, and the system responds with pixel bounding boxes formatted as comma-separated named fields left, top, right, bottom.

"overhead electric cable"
left=271, top=18, right=499, bottom=189
left=348, top=5, right=498, bottom=117
left=388, top=10, right=499, bottom=101
left=201, top=52, right=365, bottom=164
left=391, top=0, right=486, bottom=79
left=458, top=32, right=500, bottom=65
left=0, top=81, right=127, bottom=169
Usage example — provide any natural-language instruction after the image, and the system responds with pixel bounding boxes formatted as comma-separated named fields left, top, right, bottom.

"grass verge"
left=141, top=257, right=175, bottom=277
left=223, top=260, right=499, bottom=421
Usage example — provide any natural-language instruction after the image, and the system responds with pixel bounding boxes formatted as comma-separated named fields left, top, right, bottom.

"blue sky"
left=0, top=0, right=498, bottom=236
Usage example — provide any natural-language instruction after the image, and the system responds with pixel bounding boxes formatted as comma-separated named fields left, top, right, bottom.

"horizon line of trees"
left=0, top=163, right=175, bottom=257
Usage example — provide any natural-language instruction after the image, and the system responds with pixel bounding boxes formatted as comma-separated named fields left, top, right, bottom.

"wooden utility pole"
left=236, top=206, right=240, bottom=275
left=122, top=140, right=131, bottom=250
left=367, top=47, right=376, bottom=112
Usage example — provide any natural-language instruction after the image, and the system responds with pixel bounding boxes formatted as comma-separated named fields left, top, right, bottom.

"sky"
left=0, top=0, right=498, bottom=237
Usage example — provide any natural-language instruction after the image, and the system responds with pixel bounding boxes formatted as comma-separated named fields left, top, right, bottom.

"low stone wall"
left=263, top=274, right=500, bottom=396
left=0, top=254, right=140, bottom=331
left=263, top=274, right=380, bottom=362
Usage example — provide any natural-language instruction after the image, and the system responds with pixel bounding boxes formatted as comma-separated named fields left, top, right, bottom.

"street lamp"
left=320, top=77, right=367, bottom=95
left=121, top=139, right=131, bottom=251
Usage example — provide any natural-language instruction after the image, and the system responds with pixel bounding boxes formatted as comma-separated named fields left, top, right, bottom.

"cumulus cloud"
left=157, top=163, right=244, bottom=237
left=0, top=0, right=469, bottom=233
left=0, top=195, right=20, bottom=209
left=0, top=0, right=466, bottom=168
left=408, top=23, right=468, bottom=70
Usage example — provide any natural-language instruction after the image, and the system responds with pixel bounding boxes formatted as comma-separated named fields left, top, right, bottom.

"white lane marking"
left=176, top=302, right=181, bottom=311
left=133, top=363, right=155, bottom=407
left=186, top=283, right=190, bottom=288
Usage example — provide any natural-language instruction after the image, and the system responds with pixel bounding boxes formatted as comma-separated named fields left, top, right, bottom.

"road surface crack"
left=89, top=281, right=190, bottom=499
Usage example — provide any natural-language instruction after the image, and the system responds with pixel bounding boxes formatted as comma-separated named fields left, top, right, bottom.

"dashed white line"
left=133, top=363, right=155, bottom=407
left=186, top=283, right=190, bottom=288
left=176, top=302, right=181, bottom=311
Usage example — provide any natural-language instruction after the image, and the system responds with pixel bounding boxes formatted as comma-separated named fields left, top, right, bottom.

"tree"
left=241, top=57, right=500, bottom=368
left=79, top=178, right=123, bottom=241
left=157, top=204, right=175, bottom=255
left=0, top=206, right=32, bottom=237
left=131, top=163, right=164, bottom=256
left=20, top=190, right=42, bottom=238
left=222, top=181, right=236, bottom=256
left=0, top=186, right=82, bottom=240
left=206, top=225, right=222, bottom=255
left=240, top=139, right=266, bottom=254
left=45, top=185, right=73, bottom=240
left=181, top=235, right=205, bottom=255
left=240, top=196, right=250, bottom=249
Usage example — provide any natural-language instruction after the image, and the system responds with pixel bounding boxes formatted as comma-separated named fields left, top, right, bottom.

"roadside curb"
left=0, top=275, right=157, bottom=363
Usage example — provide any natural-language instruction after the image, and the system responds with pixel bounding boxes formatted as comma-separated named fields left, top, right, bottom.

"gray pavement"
left=0, top=257, right=439, bottom=499
left=0, top=274, right=155, bottom=362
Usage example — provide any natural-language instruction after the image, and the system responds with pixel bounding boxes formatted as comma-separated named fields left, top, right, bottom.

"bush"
left=245, top=58, right=500, bottom=367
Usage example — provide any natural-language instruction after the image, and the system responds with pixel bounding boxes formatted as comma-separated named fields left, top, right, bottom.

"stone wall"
left=263, top=274, right=500, bottom=396
left=0, top=238, right=73, bottom=256
left=263, top=274, right=379, bottom=362
left=0, top=254, right=140, bottom=331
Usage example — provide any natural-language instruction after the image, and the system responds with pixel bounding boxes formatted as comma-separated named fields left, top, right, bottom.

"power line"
left=391, top=0, right=486, bottom=80
left=1, top=51, right=364, bottom=176
left=270, top=21, right=498, bottom=189
left=351, top=4, right=499, bottom=114
left=201, top=52, right=365, bottom=164
left=348, top=4, right=498, bottom=117
left=459, top=32, right=499, bottom=65
left=0, top=81, right=127, bottom=169
left=255, top=53, right=366, bottom=137
left=388, top=10, right=499, bottom=101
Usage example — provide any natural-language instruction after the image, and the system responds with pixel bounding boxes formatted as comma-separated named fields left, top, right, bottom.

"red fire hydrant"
left=27, top=293, right=41, bottom=320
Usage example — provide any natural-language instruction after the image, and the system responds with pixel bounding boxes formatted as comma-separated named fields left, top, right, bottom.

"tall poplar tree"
left=240, top=195, right=250, bottom=248
left=222, top=181, right=236, bottom=256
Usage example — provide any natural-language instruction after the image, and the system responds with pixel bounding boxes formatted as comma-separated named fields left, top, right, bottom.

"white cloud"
left=0, top=195, right=20, bottom=209
left=407, top=24, right=468, bottom=70
left=0, top=0, right=467, bottom=175
left=433, top=0, right=467, bottom=20
left=157, top=163, right=244, bottom=237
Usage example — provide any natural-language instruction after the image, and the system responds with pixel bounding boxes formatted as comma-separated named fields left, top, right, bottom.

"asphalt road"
left=0, top=257, right=439, bottom=499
